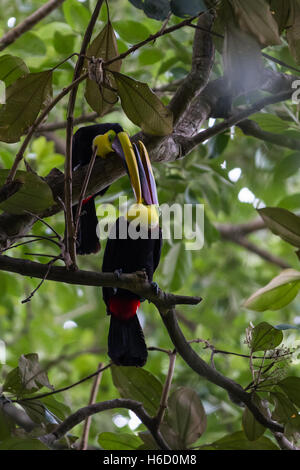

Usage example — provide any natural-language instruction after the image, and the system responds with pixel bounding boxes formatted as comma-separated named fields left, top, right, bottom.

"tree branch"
left=160, top=308, right=284, bottom=434
left=238, top=119, right=300, bottom=151
left=0, top=255, right=202, bottom=310
left=0, top=0, right=65, bottom=51
left=45, top=398, right=170, bottom=450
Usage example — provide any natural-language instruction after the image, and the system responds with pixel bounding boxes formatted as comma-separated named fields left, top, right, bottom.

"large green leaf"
left=204, top=431, right=279, bottom=450
left=112, top=72, right=173, bottom=136
left=278, top=376, right=300, bottom=407
left=269, top=391, right=298, bottom=424
left=98, top=432, right=143, bottom=450
left=244, top=270, right=300, bottom=311
left=85, top=22, right=121, bottom=116
left=111, top=365, right=163, bottom=416
left=258, top=207, right=300, bottom=248
left=167, top=387, right=207, bottom=448
left=229, top=0, right=281, bottom=47
left=242, top=394, right=266, bottom=441
left=114, top=21, right=150, bottom=43
left=250, top=322, right=283, bottom=352
left=0, top=170, right=55, bottom=215
left=0, top=437, right=48, bottom=450
left=0, top=70, right=52, bottom=143
left=9, top=32, right=46, bottom=57
left=274, top=152, right=300, bottom=182
left=63, top=0, right=90, bottom=32
left=0, top=55, right=29, bottom=87
left=251, top=113, right=291, bottom=133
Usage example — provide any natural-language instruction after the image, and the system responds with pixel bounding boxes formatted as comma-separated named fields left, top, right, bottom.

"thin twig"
left=79, top=362, right=104, bottom=450
left=64, top=0, right=105, bottom=269
left=74, top=145, right=98, bottom=237
left=154, top=350, right=176, bottom=429
left=21, top=256, right=60, bottom=303
left=14, top=363, right=112, bottom=402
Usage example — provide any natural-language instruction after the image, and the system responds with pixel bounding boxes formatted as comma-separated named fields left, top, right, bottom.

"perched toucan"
left=72, top=123, right=123, bottom=255
left=100, top=133, right=162, bottom=367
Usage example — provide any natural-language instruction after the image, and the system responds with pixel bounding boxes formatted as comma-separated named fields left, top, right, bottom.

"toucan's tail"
left=73, top=197, right=100, bottom=255
left=108, top=315, right=148, bottom=367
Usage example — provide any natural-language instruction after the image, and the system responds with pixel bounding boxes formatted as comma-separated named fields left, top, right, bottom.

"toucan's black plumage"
left=102, top=217, right=162, bottom=367
left=72, top=123, right=123, bottom=255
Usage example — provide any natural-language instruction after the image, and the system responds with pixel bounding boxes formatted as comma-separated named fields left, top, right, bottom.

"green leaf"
left=170, top=0, right=206, bottom=17
left=18, top=400, right=59, bottom=426
left=0, top=408, right=15, bottom=440
left=0, top=70, right=52, bottom=143
left=274, top=153, right=300, bottom=182
left=0, top=55, right=29, bottom=87
left=53, top=31, right=76, bottom=56
left=40, top=396, right=71, bottom=421
left=250, top=322, right=283, bottom=352
left=0, top=170, right=55, bottom=215
left=284, top=414, right=300, bottom=441
left=244, top=269, right=300, bottom=312
left=229, top=0, right=281, bottom=47
left=269, top=391, right=298, bottom=424
left=162, top=242, right=192, bottom=291
left=167, top=387, right=207, bottom=448
left=207, top=431, right=279, bottom=450
left=138, top=48, right=164, bottom=66
left=278, top=376, right=300, bottom=407
left=9, top=32, right=46, bottom=57
left=251, top=113, right=291, bottom=133
left=114, top=21, right=150, bottom=43
left=0, top=437, right=48, bottom=450
left=85, top=22, right=121, bottom=116
left=278, top=193, right=300, bottom=211
left=63, top=0, right=90, bottom=32
left=98, top=432, right=143, bottom=450
left=242, top=394, right=266, bottom=440
left=111, top=365, right=163, bottom=416
left=258, top=207, right=300, bottom=248
left=3, top=353, right=53, bottom=397
left=113, top=72, right=173, bottom=136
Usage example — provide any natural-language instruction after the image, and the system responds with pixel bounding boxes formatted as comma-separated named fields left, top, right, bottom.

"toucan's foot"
left=151, top=282, right=160, bottom=296
left=114, top=268, right=122, bottom=279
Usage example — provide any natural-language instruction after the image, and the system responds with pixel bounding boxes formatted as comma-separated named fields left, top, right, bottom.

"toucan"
left=72, top=123, right=123, bottom=255
left=72, top=124, right=162, bottom=366
left=99, top=132, right=162, bottom=367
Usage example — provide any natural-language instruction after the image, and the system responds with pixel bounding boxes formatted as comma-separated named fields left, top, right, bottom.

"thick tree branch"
left=45, top=398, right=170, bottom=450
left=238, top=119, right=300, bottom=151
left=0, top=255, right=202, bottom=309
left=169, top=12, right=215, bottom=126
left=0, top=0, right=65, bottom=51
